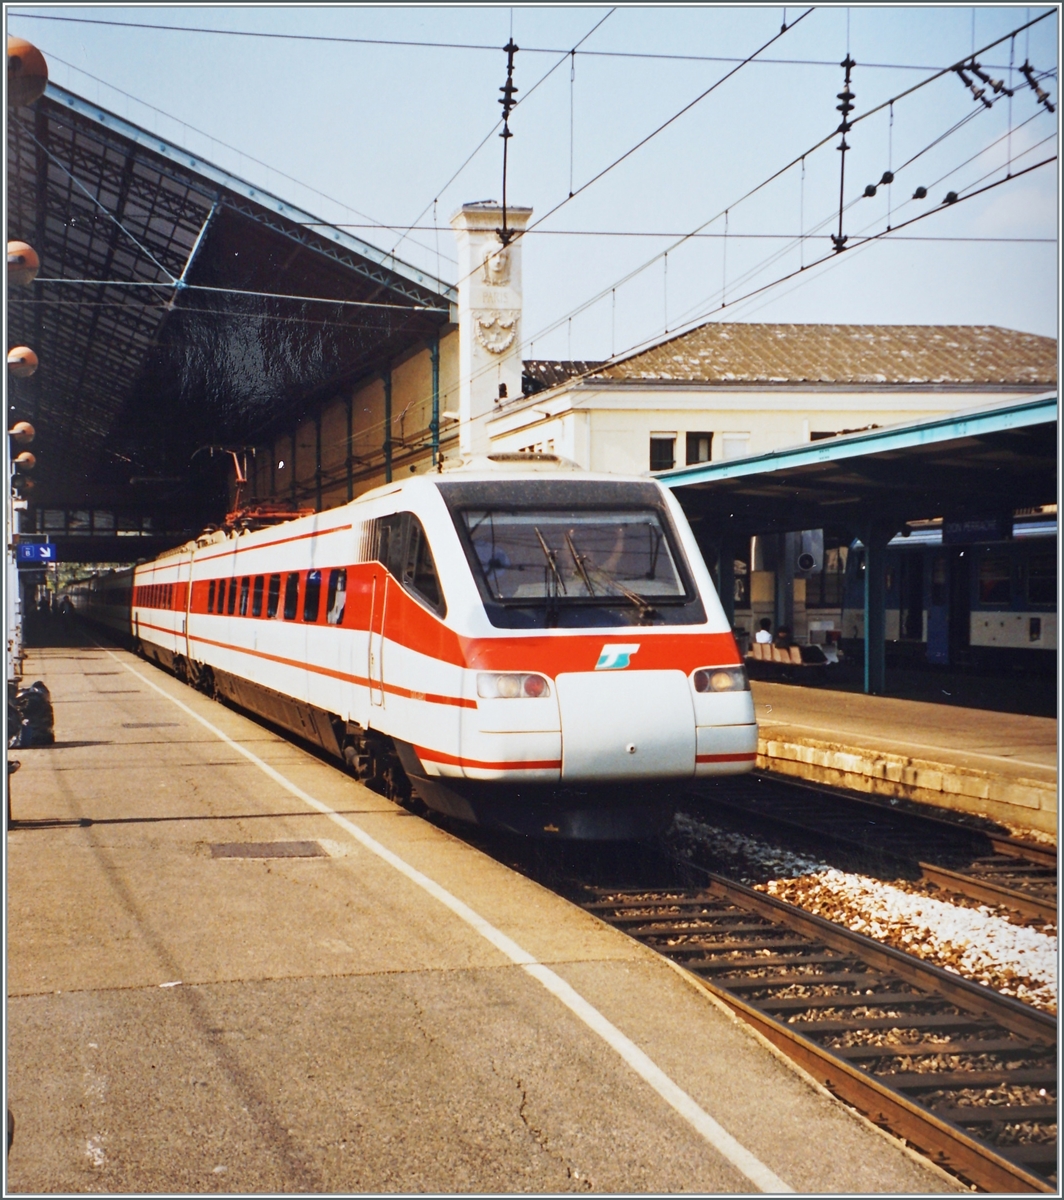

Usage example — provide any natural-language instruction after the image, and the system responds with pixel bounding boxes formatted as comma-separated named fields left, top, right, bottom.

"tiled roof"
left=590, top=324, right=1057, bottom=386
left=522, top=359, right=606, bottom=395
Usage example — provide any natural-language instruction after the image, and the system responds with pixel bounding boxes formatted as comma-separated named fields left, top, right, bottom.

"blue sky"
left=7, top=5, right=1060, bottom=356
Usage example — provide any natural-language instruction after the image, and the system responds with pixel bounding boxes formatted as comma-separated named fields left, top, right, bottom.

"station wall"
left=249, top=328, right=459, bottom=512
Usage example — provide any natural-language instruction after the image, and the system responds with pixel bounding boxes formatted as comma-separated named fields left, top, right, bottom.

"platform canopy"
left=661, top=393, right=1057, bottom=695
left=7, top=83, right=455, bottom=525
left=661, top=393, right=1058, bottom=538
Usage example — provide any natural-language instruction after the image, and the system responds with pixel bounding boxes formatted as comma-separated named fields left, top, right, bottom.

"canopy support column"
left=862, top=524, right=892, bottom=695
left=716, top=533, right=736, bottom=628
left=383, top=366, right=393, bottom=484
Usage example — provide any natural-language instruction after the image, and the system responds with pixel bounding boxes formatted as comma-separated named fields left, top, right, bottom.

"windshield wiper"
left=564, top=531, right=596, bottom=596
left=566, top=530, right=656, bottom=622
left=533, top=527, right=567, bottom=599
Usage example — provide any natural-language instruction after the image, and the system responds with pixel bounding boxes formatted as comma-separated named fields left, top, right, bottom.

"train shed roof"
left=7, top=83, right=454, bottom=519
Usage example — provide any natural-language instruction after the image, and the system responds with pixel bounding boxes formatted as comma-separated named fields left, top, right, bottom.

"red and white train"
left=72, top=458, right=757, bottom=837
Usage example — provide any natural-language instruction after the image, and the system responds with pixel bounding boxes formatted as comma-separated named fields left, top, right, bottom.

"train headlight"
left=692, top=666, right=748, bottom=693
left=477, top=672, right=552, bottom=699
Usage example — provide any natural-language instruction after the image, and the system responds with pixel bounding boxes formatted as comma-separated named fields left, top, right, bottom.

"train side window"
left=326, top=568, right=347, bottom=625
left=303, top=570, right=322, bottom=622
left=403, top=518, right=445, bottom=615
left=216, top=578, right=226, bottom=613
left=978, top=555, right=1011, bottom=605
left=930, top=555, right=947, bottom=606
left=1028, top=551, right=1056, bottom=606
left=267, top=573, right=281, bottom=618
left=207, top=580, right=216, bottom=612
left=227, top=577, right=238, bottom=615
left=252, top=575, right=264, bottom=617
left=376, top=514, right=405, bottom=578
left=239, top=577, right=250, bottom=616
left=283, top=572, right=300, bottom=620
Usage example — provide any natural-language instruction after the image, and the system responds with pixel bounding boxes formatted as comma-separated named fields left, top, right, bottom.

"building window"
left=686, top=432, right=712, bottom=465
left=721, top=433, right=750, bottom=461
left=649, top=436, right=675, bottom=472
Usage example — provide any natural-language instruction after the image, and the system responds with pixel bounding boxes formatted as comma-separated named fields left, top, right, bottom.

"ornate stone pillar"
left=450, top=202, right=531, bottom=456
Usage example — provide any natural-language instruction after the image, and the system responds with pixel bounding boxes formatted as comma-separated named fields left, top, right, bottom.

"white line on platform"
left=104, top=649, right=792, bottom=1194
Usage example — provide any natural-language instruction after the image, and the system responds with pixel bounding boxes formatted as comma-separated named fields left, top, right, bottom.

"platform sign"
left=16, top=541, right=57, bottom=565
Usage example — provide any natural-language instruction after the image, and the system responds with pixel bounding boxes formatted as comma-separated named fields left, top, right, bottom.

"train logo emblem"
left=595, top=644, right=641, bottom=670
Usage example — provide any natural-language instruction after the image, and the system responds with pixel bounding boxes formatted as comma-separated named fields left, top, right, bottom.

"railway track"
left=575, top=874, right=1057, bottom=1194
left=687, top=775, right=1057, bottom=925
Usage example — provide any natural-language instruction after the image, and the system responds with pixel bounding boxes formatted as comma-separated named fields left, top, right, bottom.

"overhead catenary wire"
left=7, top=11, right=1038, bottom=71
left=513, top=8, right=1054, bottom=358
left=214, top=142, right=1057, bottom=469
left=28, top=280, right=449, bottom=311
left=15, top=13, right=1055, bottom=466
left=519, top=9, right=815, bottom=240
left=389, top=8, right=615, bottom=258
left=347, top=136, right=1058, bottom=456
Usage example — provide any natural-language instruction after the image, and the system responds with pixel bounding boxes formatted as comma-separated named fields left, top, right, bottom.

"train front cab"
left=391, top=472, right=757, bottom=838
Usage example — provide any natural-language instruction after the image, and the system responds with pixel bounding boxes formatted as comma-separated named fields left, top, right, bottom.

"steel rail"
left=693, top=778, right=1057, bottom=924
left=579, top=875, right=1056, bottom=1193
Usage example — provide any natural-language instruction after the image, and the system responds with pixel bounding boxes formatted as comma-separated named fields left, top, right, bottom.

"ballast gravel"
left=673, top=813, right=1058, bottom=1014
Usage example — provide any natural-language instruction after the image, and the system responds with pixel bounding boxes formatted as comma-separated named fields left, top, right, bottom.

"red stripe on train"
left=183, top=633, right=476, bottom=708
left=696, top=753, right=757, bottom=763
left=414, top=745, right=561, bottom=771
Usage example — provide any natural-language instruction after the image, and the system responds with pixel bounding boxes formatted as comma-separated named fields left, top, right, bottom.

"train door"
left=368, top=573, right=387, bottom=708
left=179, top=555, right=192, bottom=661
left=926, top=551, right=949, bottom=664
left=948, top=548, right=972, bottom=666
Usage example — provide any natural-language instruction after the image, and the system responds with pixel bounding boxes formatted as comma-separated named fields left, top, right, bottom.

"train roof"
left=139, top=459, right=672, bottom=568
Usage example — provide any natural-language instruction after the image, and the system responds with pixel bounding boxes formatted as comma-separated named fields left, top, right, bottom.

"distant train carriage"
left=73, top=458, right=757, bottom=838
left=839, top=514, right=1057, bottom=671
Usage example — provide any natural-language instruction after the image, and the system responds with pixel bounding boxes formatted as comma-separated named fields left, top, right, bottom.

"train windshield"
left=461, top=508, right=687, bottom=609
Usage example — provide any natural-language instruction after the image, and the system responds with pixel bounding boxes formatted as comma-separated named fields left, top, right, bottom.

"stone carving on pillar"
left=481, top=245, right=512, bottom=286
left=450, top=201, right=532, bottom=457
left=474, top=311, right=518, bottom=354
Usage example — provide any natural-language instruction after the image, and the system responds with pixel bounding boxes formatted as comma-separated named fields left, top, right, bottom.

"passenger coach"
left=75, top=457, right=757, bottom=837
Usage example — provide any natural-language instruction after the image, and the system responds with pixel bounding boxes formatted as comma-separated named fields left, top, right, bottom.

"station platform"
left=751, top=680, right=1058, bottom=838
left=4, top=640, right=960, bottom=1194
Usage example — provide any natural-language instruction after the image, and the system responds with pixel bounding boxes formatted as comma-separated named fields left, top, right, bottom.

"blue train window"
left=267, top=573, right=281, bottom=618
left=1028, top=551, right=1055, bottom=606
left=303, top=570, right=321, bottom=622
left=283, top=572, right=300, bottom=620
left=252, top=576, right=264, bottom=618
left=326, top=568, right=346, bottom=625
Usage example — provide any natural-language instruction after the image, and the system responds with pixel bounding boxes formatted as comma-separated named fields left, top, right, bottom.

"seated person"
left=754, top=618, right=773, bottom=644
left=773, top=625, right=794, bottom=649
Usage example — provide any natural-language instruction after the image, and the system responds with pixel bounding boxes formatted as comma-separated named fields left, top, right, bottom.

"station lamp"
left=7, top=347, right=37, bottom=378
left=7, top=37, right=48, bottom=108
left=7, top=241, right=39, bottom=287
